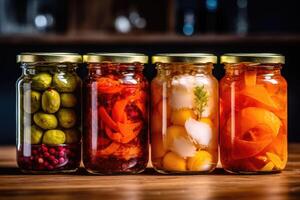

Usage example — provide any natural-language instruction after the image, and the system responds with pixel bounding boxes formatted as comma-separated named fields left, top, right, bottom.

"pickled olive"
left=53, top=72, right=77, bottom=92
left=42, top=89, right=61, bottom=113
left=42, top=129, right=66, bottom=145
left=64, top=129, right=80, bottom=144
left=220, top=54, right=287, bottom=173
left=33, top=112, right=58, bottom=129
left=31, top=72, right=52, bottom=91
left=24, top=125, right=43, bottom=144
left=57, top=108, right=77, bottom=128
left=61, top=93, right=77, bottom=108
left=23, top=90, right=41, bottom=113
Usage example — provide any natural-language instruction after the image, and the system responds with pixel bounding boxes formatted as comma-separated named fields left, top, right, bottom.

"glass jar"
left=151, top=54, right=219, bottom=174
left=220, top=53, right=287, bottom=174
left=83, top=53, right=149, bottom=174
left=16, top=53, right=82, bottom=173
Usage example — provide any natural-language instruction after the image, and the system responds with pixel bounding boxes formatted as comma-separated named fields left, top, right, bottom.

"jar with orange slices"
left=83, top=53, right=149, bottom=174
left=220, top=53, right=287, bottom=174
left=151, top=54, right=219, bottom=174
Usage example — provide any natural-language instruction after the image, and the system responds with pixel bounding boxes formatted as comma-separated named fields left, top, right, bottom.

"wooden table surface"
left=0, top=145, right=300, bottom=200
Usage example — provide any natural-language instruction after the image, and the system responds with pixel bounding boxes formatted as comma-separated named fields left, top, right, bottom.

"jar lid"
left=17, top=53, right=82, bottom=63
left=83, top=53, right=148, bottom=64
left=152, top=53, right=217, bottom=64
left=221, top=53, right=285, bottom=64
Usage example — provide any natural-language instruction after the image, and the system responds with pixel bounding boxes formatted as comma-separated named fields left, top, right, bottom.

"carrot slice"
left=232, top=125, right=274, bottom=160
left=112, top=143, right=141, bottom=160
left=97, top=77, right=122, bottom=94
left=99, top=106, right=119, bottom=131
left=96, top=142, right=120, bottom=156
left=112, top=99, right=128, bottom=123
left=104, top=122, right=142, bottom=144
left=244, top=70, right=257, bottom=86
left=239, top=85, right=278, bottom=109
left=238, top=107, right=281, bottom=137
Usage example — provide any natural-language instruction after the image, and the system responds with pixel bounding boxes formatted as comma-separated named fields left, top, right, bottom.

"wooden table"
left=0, top=145, right=300, bottom=200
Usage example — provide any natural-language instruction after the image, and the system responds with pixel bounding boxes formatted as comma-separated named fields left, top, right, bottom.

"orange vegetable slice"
left=239, top=85, right=278, bottom=109
left=244, top=70, right=257, bottom=87
left=266, top=152, right=284, bottom=169
left=105, top=122, right=142, bottom=144
left=99, top=106, right=119, bottom=131
left=97, top=77, right=122, bottom=94
left=260, top=161, right=275, bottom=171
left=238, top=107, right=281, bottom=137
left=96, top=142, right=120, bottom=156
left=112, top=143, right=141, bottom=160
left=232, top=124, right=274, bottom=160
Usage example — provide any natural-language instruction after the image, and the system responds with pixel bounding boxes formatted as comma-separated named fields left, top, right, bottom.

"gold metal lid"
left=152, top=53, right=217, bottom=64
left=17, top=53, right=82, bottom=63
left=221, top=53, right=285, bottom=64
left=83, top=53, right=148, bottom=64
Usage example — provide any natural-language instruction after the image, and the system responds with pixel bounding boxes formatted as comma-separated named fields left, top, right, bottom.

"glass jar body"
left=16, top=63, right=82, bottom=173
left=151, top=63, right=219, bottom=174
left=220, top=63, right=287, bottom=174
left=83, top=63, right=149, bottom=174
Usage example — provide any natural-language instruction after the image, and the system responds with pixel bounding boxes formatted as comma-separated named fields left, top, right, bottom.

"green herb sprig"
left=194, top=85, right=209, bottom=118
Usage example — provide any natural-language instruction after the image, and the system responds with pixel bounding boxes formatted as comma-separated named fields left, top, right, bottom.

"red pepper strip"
left=105, top=121, right=142, bottom=144
left=112, top=90, right=144, bottom=123
left=117, top=121, right=142, bottom=143
left=96, top=142, right=120, bottom=156
left=97, top=77, right=123, bottom=94
left=112, top=98, right=128, bottom=123
left=232, top=125, right=274, bottom=160
left=99, top=106, right=119, bottom=131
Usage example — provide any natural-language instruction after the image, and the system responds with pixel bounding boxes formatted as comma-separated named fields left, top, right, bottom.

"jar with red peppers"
left=16, top=53, right=82, bottom=173
left=83, top=53, right=149, bottom=174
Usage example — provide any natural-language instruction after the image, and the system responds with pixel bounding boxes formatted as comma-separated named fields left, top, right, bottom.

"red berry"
left=44, top=161, right=49, bottom=167
left=58, top=151, right=65, bottom=157
left=49, top=148, right=56, bottom=154
left=58, top=146, right=64, bottom=151
left=38, top=157, right=44, bottom=164
left=52, top=159, right=58, bottom=165
left=42, top=146, right=48, bottom=152
left=44, top=152, right=50, bottom=157
left=47, top=165, right=54, bottom=170
left=49, top=155, right=56, bottom=161
left=59, top=157, right=65, bottom=164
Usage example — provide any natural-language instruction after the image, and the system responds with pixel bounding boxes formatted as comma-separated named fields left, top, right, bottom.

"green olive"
left=31, top=72, right=52, bottom=91
left=42, top=129, right=66, bottom=145
left=24, top=125, right=43, bottom=144
left=64, top=129, right=80, bottom=144
left=57, top=108, right=76, bottom=128
left=23, top=90, right=41, bottom=113
left=53, top=73, right=77, bottom=92
left=33, top=112, right=58, bottom=129
left=61, top=93, right=77, bottom=108
left=42, top=89, right=61, bottom=113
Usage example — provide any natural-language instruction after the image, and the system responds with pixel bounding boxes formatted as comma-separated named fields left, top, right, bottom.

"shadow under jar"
left=151, top=54, right=219, bottom=174
left=83, top=53, right=149, bottom=174
left=16, top=53, right=82, bottom=173
left=220, top=53, right=287, bottom=174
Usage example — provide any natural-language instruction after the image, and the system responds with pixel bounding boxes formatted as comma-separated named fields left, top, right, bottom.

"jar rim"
left=221, top=53, right=285, bottom=64
left=83, top=53, right=148, bottom=64
left=17, top=52, right=82, bottom=63
left=152, top=53, right=217, bottom=64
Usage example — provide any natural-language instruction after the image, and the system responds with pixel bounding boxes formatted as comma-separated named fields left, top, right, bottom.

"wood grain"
left=0, top=144, right=300, bottom=200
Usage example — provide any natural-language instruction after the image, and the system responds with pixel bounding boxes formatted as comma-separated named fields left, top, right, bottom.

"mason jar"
left=16, top=53, right=82, bottom=173
left=83, top=53, right=149, bottom=174
left=220, top=53, right=287, bottom=174
left=151, top=53, right=219, bottom=174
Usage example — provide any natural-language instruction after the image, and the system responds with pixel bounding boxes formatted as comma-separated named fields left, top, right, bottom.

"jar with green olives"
left=16, top=53, right=82, bottom=173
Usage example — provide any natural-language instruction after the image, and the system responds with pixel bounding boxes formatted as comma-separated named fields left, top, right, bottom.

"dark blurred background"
left=0, top=0, right=299, bottom=145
